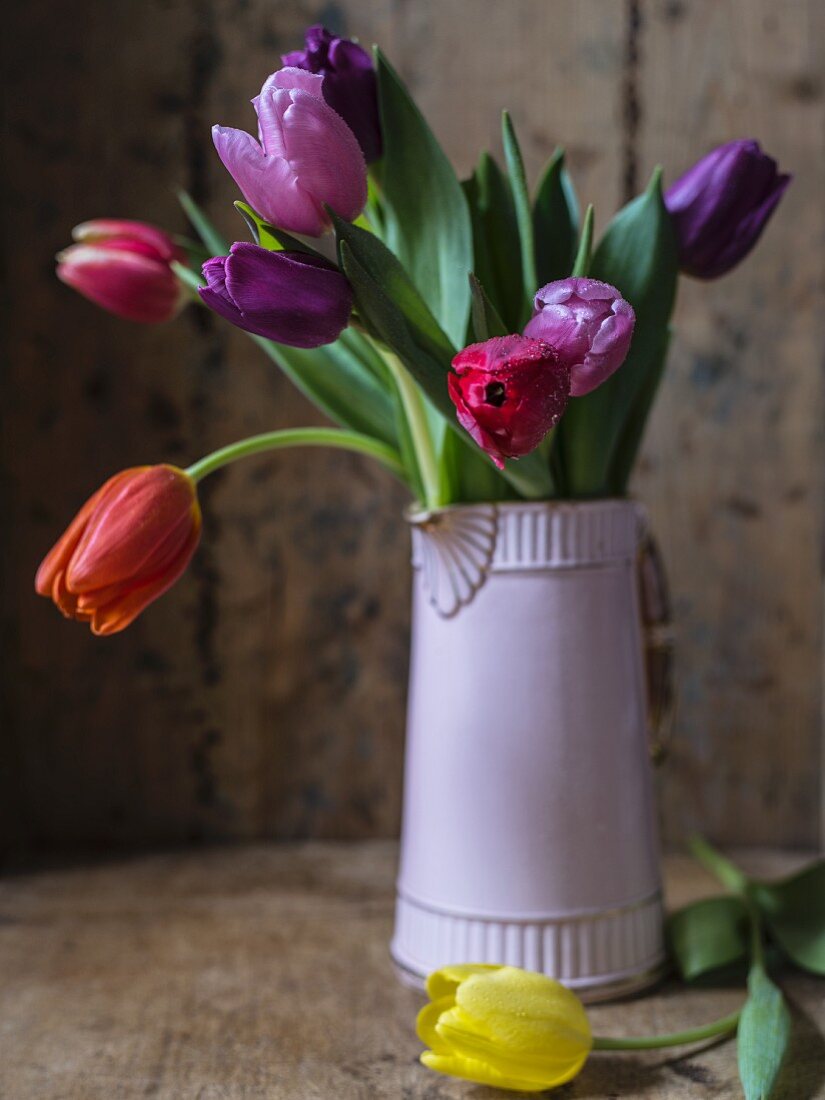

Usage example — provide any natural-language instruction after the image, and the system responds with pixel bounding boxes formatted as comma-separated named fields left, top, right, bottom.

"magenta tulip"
left=56, top=219, right=186, bottom=324
left=449, top=336, right=570, bottom=469
left=523, top=278, right=635, bottom=397
left=212, top=68, right=367, bottom=238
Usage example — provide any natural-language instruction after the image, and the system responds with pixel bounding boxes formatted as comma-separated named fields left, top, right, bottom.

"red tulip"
left=57, top=219, right=186, bottom=323
left=35, top=465, right=201, bottom=635
left=448, top=335, right=570, bottom=468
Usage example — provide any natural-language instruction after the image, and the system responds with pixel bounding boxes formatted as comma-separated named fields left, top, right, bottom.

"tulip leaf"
left=177, top=189, right=229, bottom=258
left=737, top=963, right=791, bottom=1100
left=171, top=260, right=206, bottom=296
left=234, top=201, right=325, bottom=259
left=752, top=860, right=825, bottom=976
left=667, top=896, right=750, bottom=981
left=329, top=211, right=455, bottom=365
left=571, top=205, right=595, bottom=278
left=556, top=168, right=679, bottom=497
left=501, top=111, right=537, bottom=326
left=608, top=326, right=671, bottom=494
left=253, top=335, right=399, bottom=450
left=341, top=241, right=553, bottom=500
left=462, top=152, right=523, bottom=333
left=375, top=48, right=473, bottom=349
left=469, top=274, right=508, bottom=343
left=533, top=147, right=579, bottom=284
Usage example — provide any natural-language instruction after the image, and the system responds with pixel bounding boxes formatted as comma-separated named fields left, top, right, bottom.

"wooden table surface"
left=1, top=842, right=823, bottom=1099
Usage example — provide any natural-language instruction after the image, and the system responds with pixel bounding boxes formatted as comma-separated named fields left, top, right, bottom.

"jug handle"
left=636, top=527, right=676, bottom=765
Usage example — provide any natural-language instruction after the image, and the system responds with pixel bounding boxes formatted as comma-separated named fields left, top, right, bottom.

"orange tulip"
left=35, top=465, right=201, bottom=635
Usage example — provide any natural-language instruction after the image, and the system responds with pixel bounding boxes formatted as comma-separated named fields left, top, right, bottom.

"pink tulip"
left=212, top=68, right=367, bottom=237
left=57, top=220, right=186, bottom=324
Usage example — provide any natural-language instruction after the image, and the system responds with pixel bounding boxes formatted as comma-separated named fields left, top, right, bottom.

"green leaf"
left=374, top=48, right=472, bottom=348
left=252, top=334, right=399, bottom=450
left=667, top=896, right=750, bottom=981
left=737, top=964, right=791, bottom=1100
left=752, top=860, right=825, bottom=976
left=437, top=426, right=514, bottom=505
left=533, top=147, right=579, bottom=284
left=463, top=152, right=523, bottom=333
left=177, top=190, right=229, bottom=257
left=330, top=211, right=455, bottom=365
left=571, top=204, right=595, bottom=278
left=469, top=274, right=508, bottom=342
left=234, top=201, right=324, bottom=257
left=171, top=260, right=205, bottom=296
left=501, top=110, right=536, bottom=324
left=608, top=326, right=671, bottom=494
left=556, top=167, right=679, bottom=496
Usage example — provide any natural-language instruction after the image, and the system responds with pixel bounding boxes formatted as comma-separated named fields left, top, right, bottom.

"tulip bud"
left=35, top=465, right=201, bottom=635
left=417, top=965, right=592, bottom=1092
left=198, top=242, right=353, bottom=347
left=282, top=25, right=381, bottom=163
left=664, top=139, right=791, bottom=279
left=56, top=219, right=186, bottom=324
left=523, top=277, right=635, bottom=397
left=213, top=68, right=367, bottom=238
left=448, top=335, right=569, bottom=469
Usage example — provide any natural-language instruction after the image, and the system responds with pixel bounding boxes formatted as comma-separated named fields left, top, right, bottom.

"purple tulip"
left=665, top=140, right=791, bottom=279
left=198, top=243, right=353, bottom=348
left=282, top=25, right=381, bottom=164
left=212, top=68, right=367, bottom=238
left=523, top=278, right=635, bottom=397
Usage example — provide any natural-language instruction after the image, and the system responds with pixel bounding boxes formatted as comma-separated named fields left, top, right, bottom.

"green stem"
left=185, top=428, right=405, bottom=484
left=689, top=835, right=749, bottom=895
left=593, top=1008, right=741, bottom=1051
left=380, top=349, right=441, bottom=509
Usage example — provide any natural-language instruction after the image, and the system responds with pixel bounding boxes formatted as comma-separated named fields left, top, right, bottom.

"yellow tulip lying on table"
left=417, top=965, right=740, bottom=1093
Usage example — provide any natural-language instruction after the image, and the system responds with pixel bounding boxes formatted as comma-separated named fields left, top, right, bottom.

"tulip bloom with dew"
left=35, top=466, right=201, bottom=636
left=199, top=242, right=353, bottom=347
left=523, top=277, right=635, bottom=397
left=212, top=68, right=367, bottom=238
left=664, top=139, right=791, bottom=280
left=57, top=220, right=186, bottom=324
left=448, top=335, right=570, bottom=469
left=417, top=965, right=592, bottom=1092
left=283, top=24, right=381, bottom=163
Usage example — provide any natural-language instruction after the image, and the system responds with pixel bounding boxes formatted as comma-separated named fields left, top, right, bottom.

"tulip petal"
left=72, top=220, right=181, bottom=263
left=415, top=997, right=455, bottom=1054
left=57, top=245, right=183, bottom=324
left=281, top=90, right=367, bottom=223
left=89, top=532, right=198, bottom=636
left=35, top=471, right=132, bottom=596
left=67, top=467, right=198, bottom=592
left=420, top=1050, right=555, bottom=1093
left=426, top=964, right=500, bottom=1001
left=220, top=243, right=353, bottom=347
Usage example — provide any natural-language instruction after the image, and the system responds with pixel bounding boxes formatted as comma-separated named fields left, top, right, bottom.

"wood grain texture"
left=1, top=1, right=823, bottom=853
left=0, top=842, right=823, bottom=1099
left=631, top=0, right=825, bottom=846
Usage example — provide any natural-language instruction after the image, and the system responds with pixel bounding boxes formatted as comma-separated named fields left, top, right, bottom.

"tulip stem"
left=184, top=428, right=406, bottom=484
left=380, top=350, right=442, bottom=509
left=592, top=1007, right=741, bottom=1051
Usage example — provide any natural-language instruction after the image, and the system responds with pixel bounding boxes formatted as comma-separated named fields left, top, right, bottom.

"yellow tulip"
left=416, top=964, right=593, bottom=1092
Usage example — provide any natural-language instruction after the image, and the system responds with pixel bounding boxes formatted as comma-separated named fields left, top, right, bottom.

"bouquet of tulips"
left=39, top=23, right=788, bottom=637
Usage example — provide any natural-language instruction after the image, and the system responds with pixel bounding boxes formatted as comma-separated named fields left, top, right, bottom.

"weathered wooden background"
left=2, top=0, right=823, bottom=857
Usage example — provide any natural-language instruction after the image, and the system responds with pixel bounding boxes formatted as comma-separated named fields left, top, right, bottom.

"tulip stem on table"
left=379, top=349, right=442, bottom=510
left=184, top=428, right=406, bottom=484
left=592, top=1007, right=741, bottom=1050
